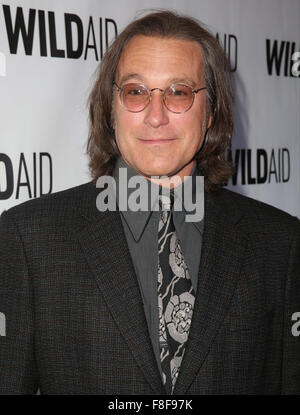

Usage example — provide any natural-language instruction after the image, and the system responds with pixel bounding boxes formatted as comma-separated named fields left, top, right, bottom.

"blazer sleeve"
left=281, top=220, right=300, bottom=394
left=0, top=210, right=39, bottom=394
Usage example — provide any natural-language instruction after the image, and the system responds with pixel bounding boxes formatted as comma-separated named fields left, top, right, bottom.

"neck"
left=145, top=160, right=196, bottom=189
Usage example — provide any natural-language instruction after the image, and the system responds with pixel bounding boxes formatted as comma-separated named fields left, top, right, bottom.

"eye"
left=124, top=84, right=147, bottom=96
left=173, top=88, right=186, bottom=96
left=168, top=85, right=190, bottom=97
left=173, top=89, right=187, bottom=96
left=128, top=88, right=143, bottom=95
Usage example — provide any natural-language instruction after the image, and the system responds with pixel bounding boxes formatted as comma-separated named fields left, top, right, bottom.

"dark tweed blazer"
left=0, top=182, right=299, bottom=394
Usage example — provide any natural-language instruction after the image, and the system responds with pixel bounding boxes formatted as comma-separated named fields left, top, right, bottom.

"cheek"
left=115, top=110, right=140, bottom=138
left=114, top=114, right=143, bottom=159
left=180, top=115, right=204, bottom=142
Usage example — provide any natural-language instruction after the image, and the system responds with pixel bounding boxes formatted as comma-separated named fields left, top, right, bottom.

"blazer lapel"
left=173, top=191, right=248, bottom=395
left=75, top=201, right=164, bottom=394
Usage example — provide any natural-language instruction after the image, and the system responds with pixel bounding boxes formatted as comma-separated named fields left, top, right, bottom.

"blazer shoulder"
left=1, top=181, right=97, bottom=232
left=213, top=188, right=299, bottom=235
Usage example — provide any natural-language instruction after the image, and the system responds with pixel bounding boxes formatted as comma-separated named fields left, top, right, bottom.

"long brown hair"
left=87, top=10, right=234, bottom=191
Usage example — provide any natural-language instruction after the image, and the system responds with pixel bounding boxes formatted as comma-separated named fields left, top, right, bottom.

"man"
left=0, top=11, right=299, bottom=395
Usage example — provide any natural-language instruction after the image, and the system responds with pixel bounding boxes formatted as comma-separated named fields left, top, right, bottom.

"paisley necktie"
left=158, top=194, right=195, bottom=394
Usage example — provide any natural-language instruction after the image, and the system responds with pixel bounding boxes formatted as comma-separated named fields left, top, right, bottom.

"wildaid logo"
left=0, top=152, right=53, bottom=200
left=228, top=148, right=290, bottom=186
left=266, top=39, right=300, bottom=77
left=0, top=4, right=118, bottom=60
left=216, top=32, right=238, bottom=72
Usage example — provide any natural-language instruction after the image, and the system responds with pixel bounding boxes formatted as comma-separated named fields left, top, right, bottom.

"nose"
left=143, top=89, right=169, bottom=128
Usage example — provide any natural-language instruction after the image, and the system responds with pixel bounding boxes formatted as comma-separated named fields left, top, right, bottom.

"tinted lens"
left=164, top=84, right=193, bottom=113
left=121, top=83, right=149, bottom=112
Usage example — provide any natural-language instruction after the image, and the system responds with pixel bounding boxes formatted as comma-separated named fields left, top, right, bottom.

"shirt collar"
left=112, top=157, right=204, bottom=242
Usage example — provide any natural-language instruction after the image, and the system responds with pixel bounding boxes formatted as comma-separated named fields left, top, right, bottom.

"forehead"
left=116, top=35, right=204, bottom=85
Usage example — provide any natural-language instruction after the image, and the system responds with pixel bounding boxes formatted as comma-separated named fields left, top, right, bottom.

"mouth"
left=138, top=138, right=177, bottom=144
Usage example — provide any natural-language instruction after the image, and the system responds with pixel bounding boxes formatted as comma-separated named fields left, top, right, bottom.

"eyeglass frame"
left=113, top=81, right=206, bottom=114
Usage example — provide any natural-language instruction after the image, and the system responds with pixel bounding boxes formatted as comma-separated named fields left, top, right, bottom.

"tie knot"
left=158, top=191, right=174, bottom=211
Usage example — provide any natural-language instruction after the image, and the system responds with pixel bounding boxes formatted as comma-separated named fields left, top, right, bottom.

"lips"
left=138, top=138, right=177, bottom=143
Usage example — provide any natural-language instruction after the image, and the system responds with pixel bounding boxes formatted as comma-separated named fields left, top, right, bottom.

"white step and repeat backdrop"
left=0, top=0, right=299, bottom=217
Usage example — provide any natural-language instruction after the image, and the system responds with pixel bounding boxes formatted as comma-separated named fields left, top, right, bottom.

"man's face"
left=113, top=35, right=209, bottom=181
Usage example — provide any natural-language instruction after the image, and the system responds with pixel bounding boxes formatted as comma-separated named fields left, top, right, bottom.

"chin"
left=138, top=165, right=177, bottom=178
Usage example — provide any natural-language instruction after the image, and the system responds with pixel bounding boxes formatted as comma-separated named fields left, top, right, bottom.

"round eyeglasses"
left=113, top=82, right=206, bottom=114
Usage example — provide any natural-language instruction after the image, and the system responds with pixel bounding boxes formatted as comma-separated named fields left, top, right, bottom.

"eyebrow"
left=118, top=73, right=146, bottom=85
left=117, top=73, right=198, bottom=88
left=169, top=77, right=197, bottom=88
